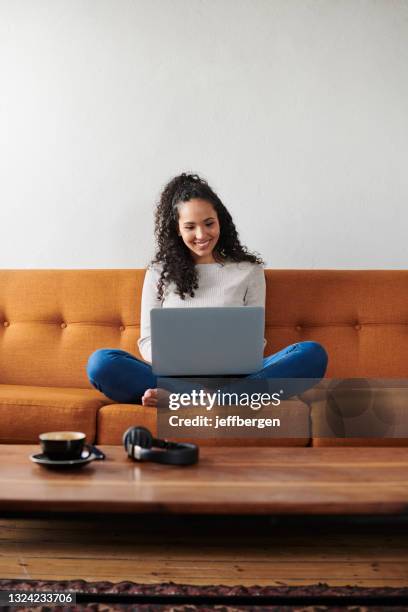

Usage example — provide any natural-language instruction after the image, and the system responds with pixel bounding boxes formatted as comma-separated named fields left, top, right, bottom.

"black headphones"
left=122, top=426, right=199, bottom=466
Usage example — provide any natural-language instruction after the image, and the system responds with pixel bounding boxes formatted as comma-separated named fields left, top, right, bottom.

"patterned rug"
left=1, top=579, right=408, bottom=610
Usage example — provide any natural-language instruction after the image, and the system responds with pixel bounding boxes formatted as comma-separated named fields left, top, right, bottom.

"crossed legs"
left=87, top=341, right=328, bottom=405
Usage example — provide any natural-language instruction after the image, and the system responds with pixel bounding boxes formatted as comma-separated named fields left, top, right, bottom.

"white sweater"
left=137, top=261, right=266, bottom=363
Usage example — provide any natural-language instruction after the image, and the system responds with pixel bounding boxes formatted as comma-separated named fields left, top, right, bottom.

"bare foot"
left=142, top=388, right=158, bottom=407
left=142, top=387, right=175, bottom=407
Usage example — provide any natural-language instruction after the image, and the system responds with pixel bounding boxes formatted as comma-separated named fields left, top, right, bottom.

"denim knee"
left=86, top=348, right=118, bottom=386
left=300, top=341, right=328, bottom=377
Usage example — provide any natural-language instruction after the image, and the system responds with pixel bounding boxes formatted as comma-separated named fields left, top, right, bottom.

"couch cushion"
left=96, top=399, right=311, bottom=446
left=309, top=383, right=408, bottom=446
left=0, top=270, right=146, bottom=389
left=0, top=384, right=110, bottom=443
left=264, top=269, right=408, bottom=378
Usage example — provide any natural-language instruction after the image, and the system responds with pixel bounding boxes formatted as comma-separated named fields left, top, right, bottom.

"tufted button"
left=295, top=325, right=302, bottom=332
left=354, top=323, right=361, bottom=331
left=3, top=321, right=9, bottom=327
left=60, top=322, right=67, bottom=329
left=119, top=325, right=125, bottom=332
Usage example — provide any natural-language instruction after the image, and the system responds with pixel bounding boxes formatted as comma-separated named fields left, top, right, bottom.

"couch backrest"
left=0, top=270, right=144, bottom=388
left=0, top=269, right=407, bottom=388
left=264, top=270, right=408, bottom=378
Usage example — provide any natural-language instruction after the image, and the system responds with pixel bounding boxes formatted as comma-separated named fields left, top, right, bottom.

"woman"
left=87, top=173, right=328, bottom=405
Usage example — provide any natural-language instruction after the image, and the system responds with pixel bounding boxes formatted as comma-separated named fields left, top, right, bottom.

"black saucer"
left=30, top=448, right=96, bottom=469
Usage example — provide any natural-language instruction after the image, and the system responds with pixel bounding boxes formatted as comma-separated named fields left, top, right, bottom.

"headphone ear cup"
left=123, top=426, right=154, bottom=455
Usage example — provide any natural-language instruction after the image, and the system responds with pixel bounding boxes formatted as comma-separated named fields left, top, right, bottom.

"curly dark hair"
left=151, top=172, right=264, bottom=300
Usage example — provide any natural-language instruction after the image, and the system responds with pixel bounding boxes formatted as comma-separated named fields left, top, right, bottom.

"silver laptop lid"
left=151, top=307, right=264, bottom=376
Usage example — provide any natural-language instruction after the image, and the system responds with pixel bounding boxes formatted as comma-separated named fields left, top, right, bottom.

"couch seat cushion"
left=96, top=399, right=311, bottom=446
left=0, top=384, right=110, bottom=443
left=310, top=384, right=408, bottom=446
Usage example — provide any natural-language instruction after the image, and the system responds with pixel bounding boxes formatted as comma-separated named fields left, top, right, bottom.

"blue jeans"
left=87, top=341, right=328, bottom=403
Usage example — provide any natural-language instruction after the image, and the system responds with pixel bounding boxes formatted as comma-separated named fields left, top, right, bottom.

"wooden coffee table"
left=1, top=444, right=408, bottom=515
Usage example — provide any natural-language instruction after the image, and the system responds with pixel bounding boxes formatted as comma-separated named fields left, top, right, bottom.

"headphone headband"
left=123, top=426, right=199, bottom=466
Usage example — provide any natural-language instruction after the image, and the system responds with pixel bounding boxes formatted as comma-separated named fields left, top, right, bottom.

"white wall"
left=1, top=0, right=407, bottom=269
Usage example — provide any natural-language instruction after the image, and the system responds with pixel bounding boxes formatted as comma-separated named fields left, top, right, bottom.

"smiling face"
left=177, top=198, right=221, bottom=263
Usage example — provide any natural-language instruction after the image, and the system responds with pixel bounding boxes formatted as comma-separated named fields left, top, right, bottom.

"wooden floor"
left=1, top=515, right=408, bottom=587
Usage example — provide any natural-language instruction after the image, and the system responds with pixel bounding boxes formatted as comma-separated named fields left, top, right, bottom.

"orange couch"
left=1, top=269, right=407, bottom=446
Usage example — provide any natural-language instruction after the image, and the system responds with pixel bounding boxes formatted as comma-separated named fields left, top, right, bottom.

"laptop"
left=151, top=307, right=265, bottom=376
